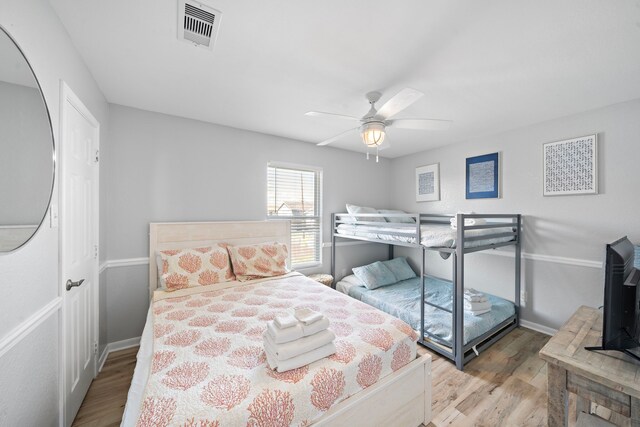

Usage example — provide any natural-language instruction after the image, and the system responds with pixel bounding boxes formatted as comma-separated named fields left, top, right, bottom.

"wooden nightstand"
left=307, top=273, right=333, bottom=287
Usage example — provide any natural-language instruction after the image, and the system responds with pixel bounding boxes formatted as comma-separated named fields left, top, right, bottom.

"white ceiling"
left=49, top=0, right=640, bottom=158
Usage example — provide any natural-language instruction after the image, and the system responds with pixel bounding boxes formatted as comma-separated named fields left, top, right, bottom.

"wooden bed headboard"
left=148, top=220, right=291, bottom=297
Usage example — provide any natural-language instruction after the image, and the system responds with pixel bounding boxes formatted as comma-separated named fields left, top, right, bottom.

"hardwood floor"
left=72, top=346, right=138, bottom=427
left=73, top=327, right=550, bottom=427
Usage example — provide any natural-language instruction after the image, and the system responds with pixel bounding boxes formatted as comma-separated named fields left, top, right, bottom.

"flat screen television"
left=585, top=236, right=640, bottom=361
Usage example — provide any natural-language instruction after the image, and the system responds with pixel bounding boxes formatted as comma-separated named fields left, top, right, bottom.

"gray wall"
left=103, top=104, right=392, bottom=343
left=390, top=99, right=640, bottom=329
left=0, top=0, right=108, bottom=424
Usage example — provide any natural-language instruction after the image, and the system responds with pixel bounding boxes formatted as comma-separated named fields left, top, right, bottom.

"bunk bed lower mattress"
left=336, top=223, right=514, bottom=249
left=340, top=276, right=516, bottom=347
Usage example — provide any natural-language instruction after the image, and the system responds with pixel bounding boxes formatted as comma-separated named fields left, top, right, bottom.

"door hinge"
left=94, top=342, right=98, bottom=354
left=95, top=149, right=100, bottom=163
left=94, top=245, right=98, bottom=259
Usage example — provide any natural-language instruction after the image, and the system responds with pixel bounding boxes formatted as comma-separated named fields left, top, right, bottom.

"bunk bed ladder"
left=420, top=247, right=426, bottom=348
left=453, top=213, right=465, bottom=370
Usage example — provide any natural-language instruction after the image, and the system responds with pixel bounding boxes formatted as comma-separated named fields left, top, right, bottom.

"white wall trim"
left=103, top=257, right=149, bottom=270
left=97, top=346, right=109, bottom=372
left=108, top=336, right=141, bottom=353
left=485, top=250, right=602, bottom=269
left=98, top=336, right=141, bottom=373
left=520, top=319, right=557, bottom=336
left=0, top=297, right=62, bottom=359
left=98, top=248, right=602, bottom=273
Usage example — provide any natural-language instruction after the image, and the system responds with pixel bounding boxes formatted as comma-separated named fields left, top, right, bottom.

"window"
left=267, top=162, right=322, bottom=268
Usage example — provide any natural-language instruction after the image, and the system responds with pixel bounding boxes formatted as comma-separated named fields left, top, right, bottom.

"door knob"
left=66, top=279, right=85, bottom=291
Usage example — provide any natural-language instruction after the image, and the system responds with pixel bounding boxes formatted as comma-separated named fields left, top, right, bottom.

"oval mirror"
left=0, top=27, right=54, bottom=252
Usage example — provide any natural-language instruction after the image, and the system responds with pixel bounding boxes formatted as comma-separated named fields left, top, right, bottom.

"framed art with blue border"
left=466, top=152, right=499, bottom=199
left=415, top=163, right=440, bottom=202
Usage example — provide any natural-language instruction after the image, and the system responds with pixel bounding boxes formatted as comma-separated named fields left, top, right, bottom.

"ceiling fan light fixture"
left=360, top=122, right=385, bottom=146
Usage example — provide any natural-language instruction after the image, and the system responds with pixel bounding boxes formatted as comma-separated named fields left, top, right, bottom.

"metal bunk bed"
left=330, top=212, right=522, bottom=370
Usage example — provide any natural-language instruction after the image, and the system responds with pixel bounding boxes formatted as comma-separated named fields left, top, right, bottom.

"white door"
left=60, top=81, right=100, bottom=427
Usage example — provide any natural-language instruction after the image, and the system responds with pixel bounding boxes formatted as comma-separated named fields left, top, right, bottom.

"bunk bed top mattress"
left=336, top=223, right=514, bottom=249
left=344, top=276, right=516, bottom=346
left=122, top=273, right=418, bottom=426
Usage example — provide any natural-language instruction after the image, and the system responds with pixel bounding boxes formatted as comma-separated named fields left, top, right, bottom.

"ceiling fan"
left=306, top=88, right=451, bottom=160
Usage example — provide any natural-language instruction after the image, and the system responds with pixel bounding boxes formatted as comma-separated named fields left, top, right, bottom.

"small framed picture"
left=466, top=152, right=499, bottom=199
left=415, top=163, right=440, bottom=202
left=543, top=134, right=597, bottom=196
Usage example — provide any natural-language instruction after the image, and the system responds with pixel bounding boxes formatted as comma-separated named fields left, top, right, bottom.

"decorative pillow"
left=158, top=244, right=235, bottom=291
left=382, top=257, right=417, bottom=281
left=227, top=242, right=289, bottom=282
left=377, top=209, right=415, bottom=224
left=352, top=261, right=397, bottom=289
left=346, top=204, right=386, bottom=222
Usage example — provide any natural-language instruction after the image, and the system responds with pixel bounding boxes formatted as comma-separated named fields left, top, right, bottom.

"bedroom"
left=1, top=0, right=639, bottom=426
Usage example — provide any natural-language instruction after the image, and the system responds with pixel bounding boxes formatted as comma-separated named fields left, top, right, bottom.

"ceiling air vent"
left=178, top=0, right=222, bottom=50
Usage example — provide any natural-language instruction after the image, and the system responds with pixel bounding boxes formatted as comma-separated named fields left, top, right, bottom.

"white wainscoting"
left=0, top=297, right=62, bottom=359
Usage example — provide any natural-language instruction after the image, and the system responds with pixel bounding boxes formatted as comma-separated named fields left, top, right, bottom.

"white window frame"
left=267, top=161, right=323, bottom=269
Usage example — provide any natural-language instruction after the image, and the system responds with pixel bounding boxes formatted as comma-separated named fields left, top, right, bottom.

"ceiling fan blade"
left=305, top=111, right=360, bottom=121
left=376, top=88, right=424, bottom=119
left=316, top=127, right=359, bottom=146
left=387, top=118, right=451, bottom=130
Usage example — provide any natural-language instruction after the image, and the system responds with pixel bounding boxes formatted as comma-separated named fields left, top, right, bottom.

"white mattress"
left=336, top=223, right=514, bottom=249
left=121, top=307, right=152, bottom=427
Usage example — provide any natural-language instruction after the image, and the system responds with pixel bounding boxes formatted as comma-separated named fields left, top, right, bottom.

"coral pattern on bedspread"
left=137, top=274, right=417, bottom=427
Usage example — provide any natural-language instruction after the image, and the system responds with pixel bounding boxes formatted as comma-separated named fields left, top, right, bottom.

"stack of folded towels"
left=464, top=288, right=492, bottom=315
left=264, top=308, right=336, bottom=372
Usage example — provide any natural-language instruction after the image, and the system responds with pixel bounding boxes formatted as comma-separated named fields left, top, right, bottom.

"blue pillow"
left=382, top=257, right=416, bottom=281
left=352, top=261, right=397, bottom=289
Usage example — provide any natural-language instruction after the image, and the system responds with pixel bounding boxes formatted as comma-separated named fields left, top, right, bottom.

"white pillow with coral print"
left=227, top=242, right=289, bottom=282
left=158, top=244, right=235, bottom=291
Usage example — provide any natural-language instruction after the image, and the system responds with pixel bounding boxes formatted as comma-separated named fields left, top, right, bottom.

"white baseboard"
left=520, top=319, right=557, bottom=336
left=98, top=336, right=141, bottom=372
left=98, top=346, right=109, bottom=372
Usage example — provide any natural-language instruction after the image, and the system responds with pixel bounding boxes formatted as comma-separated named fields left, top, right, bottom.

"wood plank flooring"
left=73, top=327, right=551, bottom=427
left=72, top=346, right=138, bottom=427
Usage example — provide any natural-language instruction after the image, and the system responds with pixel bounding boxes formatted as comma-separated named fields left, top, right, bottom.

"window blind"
left=267, top=163, right=322, bottom=267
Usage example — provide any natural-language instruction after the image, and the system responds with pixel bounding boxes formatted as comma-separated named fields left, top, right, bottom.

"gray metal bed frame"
left=330, top=212, right=522, bottom=370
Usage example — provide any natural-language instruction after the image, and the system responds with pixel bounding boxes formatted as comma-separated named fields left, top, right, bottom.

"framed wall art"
left=466, top=152, right=499, bottom=199
left=543, top=134, right=597, bottom=196
left=415, top=163, right=440, bottom=202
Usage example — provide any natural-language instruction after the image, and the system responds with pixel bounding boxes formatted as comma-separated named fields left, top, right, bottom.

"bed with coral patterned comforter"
left=134, top=272, right=418, bottom=427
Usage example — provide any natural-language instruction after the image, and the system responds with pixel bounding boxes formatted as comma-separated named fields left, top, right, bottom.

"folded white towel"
left=450, top=217, right=486, bottom=229
left=294, top=308, right=323, bottom=325
left=266, top=341, right=337, bottom=373
left=274, top=313, right=298, bottom=329
left=464, top=289, right=487, bottom=302
left=266, top=317, right=330, bottom=344
left=464, top=300, right=492, bottom=311
left=267, top=321, right=303, bottom=344
left=264, top=329, right=335, bottom=360
left=468, top=308, right=491, bottom=316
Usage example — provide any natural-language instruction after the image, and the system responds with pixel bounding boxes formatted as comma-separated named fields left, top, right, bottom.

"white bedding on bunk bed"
left=336, top=223, right=514, bottom=248
left=122, top=273, right=419, bottom=426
